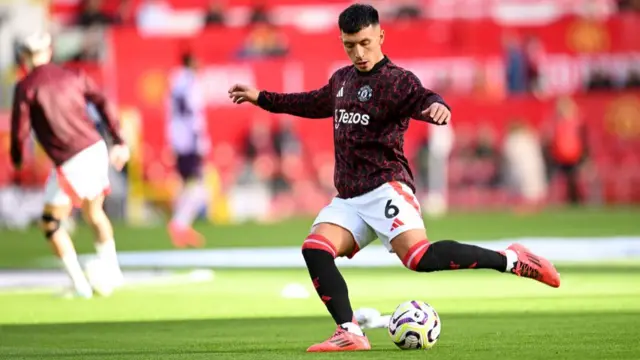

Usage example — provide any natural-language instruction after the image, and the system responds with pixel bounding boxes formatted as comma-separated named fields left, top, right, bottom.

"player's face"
left=340, top=25, right=385, bottom=72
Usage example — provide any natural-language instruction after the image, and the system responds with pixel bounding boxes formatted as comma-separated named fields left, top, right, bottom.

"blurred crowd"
left=1, top=0, right=639, bottom=227
left=233, top=95, right=596, bottom=222
left=59, top=0, right=438, bottom=62
left=500, top=35, right=640, bottom=96
left=48, top=0, right=640, bottom=97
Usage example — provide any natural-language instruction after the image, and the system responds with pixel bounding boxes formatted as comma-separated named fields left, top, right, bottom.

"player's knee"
left=401, top=240, right=433, bottom=272
left=301, top=234, right=338, bottom=260
left=83, top=211, right=101, bottom=226
left=40, top=213, right=61, bottom=240
left=81, top=203, right=105, bottom=226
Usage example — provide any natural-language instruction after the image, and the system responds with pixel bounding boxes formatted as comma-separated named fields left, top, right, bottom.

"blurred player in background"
left=229, top=4, right=560, bottom=352
left=423, top=123, right=454, bottom=216
left=166, top=51, right=209, bottom=248
left=10, top=33, right=130, bottom=298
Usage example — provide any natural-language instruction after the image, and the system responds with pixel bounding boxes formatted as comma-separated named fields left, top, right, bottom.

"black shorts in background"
left=176, top=153, right=203, bottom=181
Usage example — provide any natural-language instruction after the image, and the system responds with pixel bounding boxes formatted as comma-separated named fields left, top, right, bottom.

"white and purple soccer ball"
left=388, top=300, right=441, bottom=350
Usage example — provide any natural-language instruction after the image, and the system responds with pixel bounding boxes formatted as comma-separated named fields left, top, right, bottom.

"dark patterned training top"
left=257, top=56, right=449, bottom=199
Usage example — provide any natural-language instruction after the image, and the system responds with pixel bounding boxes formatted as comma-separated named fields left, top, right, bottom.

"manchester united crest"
left=357, top=85, right=373, bottom=102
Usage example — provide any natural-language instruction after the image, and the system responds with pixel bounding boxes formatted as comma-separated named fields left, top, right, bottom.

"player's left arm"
left=397, top=72, right=451, bottom=125
left=9, top=84, right=30, bottom=169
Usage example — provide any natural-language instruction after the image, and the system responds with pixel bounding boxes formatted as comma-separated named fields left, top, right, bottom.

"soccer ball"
left=388, top=300, right=441, bottom=350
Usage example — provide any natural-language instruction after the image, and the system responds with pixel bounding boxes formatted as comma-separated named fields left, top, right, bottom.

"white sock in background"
left=172, top=183, right=209, bottom=228
left=61, top=252, right=91, bottom=290
left=95, top=240, right=118, bottom=266
left=95, top=240, right=123, bottom=284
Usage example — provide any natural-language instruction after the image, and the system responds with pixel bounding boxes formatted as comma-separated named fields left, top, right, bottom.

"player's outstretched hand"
left=423, top=103, right=450, bottom=125
left=109, top=144, right=130, bottom=171
left=228, top=84, right=260, bottom=105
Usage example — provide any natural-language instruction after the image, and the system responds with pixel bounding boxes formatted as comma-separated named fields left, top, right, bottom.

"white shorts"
left=44, top=141, right=111, bottom=207
left=312, top=181, right=425, bottom=257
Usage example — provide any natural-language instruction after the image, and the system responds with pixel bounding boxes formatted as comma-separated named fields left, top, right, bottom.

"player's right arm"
left=81, top=72, right=125, bottom=146
left=228, top=81, right=334, bottom=119
left=81, top=72, right=129, bottom=170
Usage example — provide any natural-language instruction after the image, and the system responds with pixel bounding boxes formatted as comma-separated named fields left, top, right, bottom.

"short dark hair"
left=338, top=4, right=379, bottom=34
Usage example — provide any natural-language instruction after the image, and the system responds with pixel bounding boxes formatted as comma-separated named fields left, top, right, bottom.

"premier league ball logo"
left=357, top=85, right=373, bottom=102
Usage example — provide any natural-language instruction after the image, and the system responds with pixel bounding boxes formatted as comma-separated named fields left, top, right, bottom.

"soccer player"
left=166, top=51, right=209, bottom=248
left=229, top=4, right=560, bottom=352
left=10, top=33, right=129, bottom=298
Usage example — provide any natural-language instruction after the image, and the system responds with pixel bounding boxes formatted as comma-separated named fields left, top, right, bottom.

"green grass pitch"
left=1, top=267, right=640, bottom=359
left=0, top=208, right=639, bottom=359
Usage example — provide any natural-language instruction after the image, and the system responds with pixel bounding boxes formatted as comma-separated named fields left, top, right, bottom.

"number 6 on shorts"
left=356, top=182, right=426, bottom=252
left=384, top=199, right=399, bottom=219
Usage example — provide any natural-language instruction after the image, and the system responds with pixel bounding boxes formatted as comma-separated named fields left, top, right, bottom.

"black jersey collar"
left=355, top=55, right=389, bottom=76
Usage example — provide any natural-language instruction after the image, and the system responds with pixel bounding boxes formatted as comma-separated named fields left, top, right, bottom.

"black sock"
left=302, top=248, right=354, bottom=324
left=416, top=240, right=507, bottom=272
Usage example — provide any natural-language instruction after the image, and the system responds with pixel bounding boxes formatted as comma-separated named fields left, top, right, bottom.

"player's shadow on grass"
left=2, top=312, right=640, bottom=359
left=0, top=316, right=375, bottom=357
